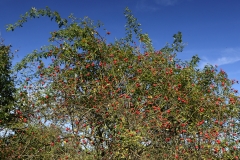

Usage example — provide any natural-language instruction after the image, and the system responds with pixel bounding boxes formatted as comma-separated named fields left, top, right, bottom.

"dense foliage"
left=0, top=7, right=239, bottom=159
left=0, top=39, right=16, bottom=125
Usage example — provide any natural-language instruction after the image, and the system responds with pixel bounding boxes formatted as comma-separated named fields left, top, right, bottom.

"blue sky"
left=1, top=0, right=240, bottom=92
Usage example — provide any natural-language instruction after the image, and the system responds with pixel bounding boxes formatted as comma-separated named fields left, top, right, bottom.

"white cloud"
left=155, top=0, right=178, bottom=6
left=136, top=0, right=159, bottom=12
left=222, top=47, right=240, bottom=55
left=136, top=0, right=180, bottom=12
left=198, top=48, right=240, bottom=68
left=213, top=56, right=240, bottom=66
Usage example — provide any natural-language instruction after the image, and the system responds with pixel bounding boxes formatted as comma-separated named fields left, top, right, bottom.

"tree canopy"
left=0, top=38, right=16, bottom=126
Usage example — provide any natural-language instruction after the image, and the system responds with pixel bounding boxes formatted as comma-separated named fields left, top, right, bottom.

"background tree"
left=1, top=6, right=239, bottom=159
left=0, top=38, right=16, bottom=126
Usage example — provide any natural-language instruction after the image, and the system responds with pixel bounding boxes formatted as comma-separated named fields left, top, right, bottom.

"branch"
left=6, top=6, right=68, bottom=31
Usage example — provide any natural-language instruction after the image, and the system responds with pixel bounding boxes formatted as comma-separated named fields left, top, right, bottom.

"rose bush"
left=1, top=7, right=239, bottom=159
